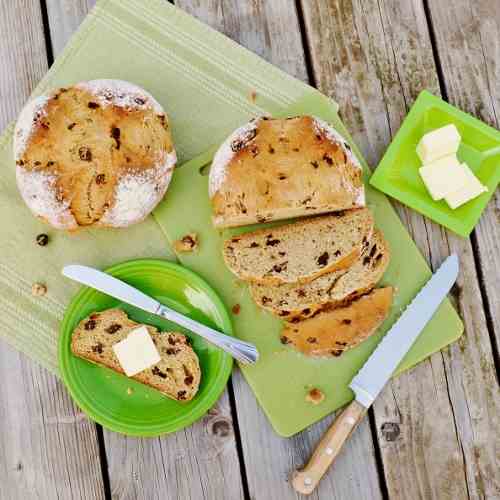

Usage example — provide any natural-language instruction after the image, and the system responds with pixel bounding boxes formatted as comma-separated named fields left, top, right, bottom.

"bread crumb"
left=127, top=387, right=134, bottom=396
left=174, top=233, right=198, bottom=253
left=306, top=388, right=325, bottom=405
left=249, top=89, right=257, bottom=103
left=232, top=304, right=241, bottom=315
left=31, top=282, right=47, bottom=297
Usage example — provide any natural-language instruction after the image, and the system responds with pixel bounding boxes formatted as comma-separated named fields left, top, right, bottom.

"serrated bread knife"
left=62, top=265, right=259, bottom=364
left=292, top=254, right=459, bottom=495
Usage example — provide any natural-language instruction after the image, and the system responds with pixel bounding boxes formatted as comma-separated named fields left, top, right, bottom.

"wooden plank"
left=424, top=2, right=500, bottom=498
left=0, top=344, right=106, bottom=499
left=175, top=1, right=384, bottom=499
left=45, top=0, right=97, bottom=56
left=0, top=2, right=48, bottom=129
left=300, top=0, right=500, bottom=499
left=176, top=0, right=309, bottom=84
left=427, top=0, right=500, bottom=369
left=43, top=2, right=246, bottom=499
left=103, top=391, right=243, bottom=499
left=231, top=370, right=383, bottom=500
left=0, top=1, right=106, bottom=498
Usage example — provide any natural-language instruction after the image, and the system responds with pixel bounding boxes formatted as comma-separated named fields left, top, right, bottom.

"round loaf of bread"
left=14, top=79, right=176, bottom=230
left=209, top=115, right=365, bottom=228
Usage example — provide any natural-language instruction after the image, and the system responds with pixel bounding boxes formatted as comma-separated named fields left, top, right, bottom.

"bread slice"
left=223, top=208, right=374, bottom=285
left=250, top=230, right=390, bottom=320
left=209, top=116, right=365, bottom=228
left=280, top=287, right=393, bottom=357
left=71, top=308, right=200, bottom=402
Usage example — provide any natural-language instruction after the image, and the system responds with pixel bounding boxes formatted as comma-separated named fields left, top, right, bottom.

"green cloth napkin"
left=0, top=0, right=329, bottom=374
left=0, top=125, right=175, bottom=374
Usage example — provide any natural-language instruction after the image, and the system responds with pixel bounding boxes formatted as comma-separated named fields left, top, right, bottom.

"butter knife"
left=62, top=264, right=259, bottom=365
left=292, top=254, right=459, bottom=495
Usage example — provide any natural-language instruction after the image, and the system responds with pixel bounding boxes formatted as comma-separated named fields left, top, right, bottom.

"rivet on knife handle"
left=292, top=400, right=366, bottom=495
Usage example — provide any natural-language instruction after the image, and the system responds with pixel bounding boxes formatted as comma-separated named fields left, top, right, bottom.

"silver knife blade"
left=62, top=265, right=161, bottom=315
left=350, top=254, right=459, bottom=408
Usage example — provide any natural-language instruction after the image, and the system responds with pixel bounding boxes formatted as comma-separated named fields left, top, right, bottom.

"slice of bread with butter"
left=71, top=308, right=201, bottom=402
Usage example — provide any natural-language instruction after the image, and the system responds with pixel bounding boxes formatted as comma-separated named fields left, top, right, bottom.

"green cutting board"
left=154, top=92, right=463, bottom=437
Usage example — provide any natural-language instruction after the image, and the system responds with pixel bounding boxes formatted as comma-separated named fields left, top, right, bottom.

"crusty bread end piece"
left=280, top=287, right=393, bottom=357
left=223, top=208, right=374, bottom=285
left=71, top=308, right=200, bottom=402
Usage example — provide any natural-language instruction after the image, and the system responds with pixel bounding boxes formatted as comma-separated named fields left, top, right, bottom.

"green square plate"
left=369, top=90, right=500, bottom=237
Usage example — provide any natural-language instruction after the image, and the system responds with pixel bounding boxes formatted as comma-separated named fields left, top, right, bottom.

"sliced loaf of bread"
left=71, top=308, right=201, bottom=402
left=223, top=208, right=374, bottom=285
left=209, top=116, right=365, bottom=229
left=280, top=287, right=393, bottom=357
left=250, top=230, right=390, bottom=320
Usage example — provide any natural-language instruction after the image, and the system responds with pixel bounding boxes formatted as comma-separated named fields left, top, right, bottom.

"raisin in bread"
left=280, top=287, right=393, bottom=357
left=209, top=116, right=365, bottom=228
left=14, top=80, right=176, bottom=230
left=250, top=230, right=390, bottom=320
left=223, top=209, right=374, bottom=285
left=71, top=309, right=200, bottom=402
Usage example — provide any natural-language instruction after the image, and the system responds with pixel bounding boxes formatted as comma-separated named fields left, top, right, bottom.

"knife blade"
left=292, top=253, right=459, bottom=495
left=350, top=253, right=459, bottom=407
left=62, top=264, right=259, bottom=364
left=63, top=264, right=160, bottom=314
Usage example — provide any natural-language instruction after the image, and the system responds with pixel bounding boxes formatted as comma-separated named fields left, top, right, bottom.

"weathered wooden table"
left=0, top=1, right=498, bottom=499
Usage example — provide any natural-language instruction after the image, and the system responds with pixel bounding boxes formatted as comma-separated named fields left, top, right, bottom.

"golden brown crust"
left=280, top=287, right=393, bottom=357
left=15, top=81, right=176, bottom=230
left=210, top=116, right=365, bottom=228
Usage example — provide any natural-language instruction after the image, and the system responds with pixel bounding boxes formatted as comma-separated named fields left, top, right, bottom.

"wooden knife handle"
left=291, top=400, right=367, bottom=495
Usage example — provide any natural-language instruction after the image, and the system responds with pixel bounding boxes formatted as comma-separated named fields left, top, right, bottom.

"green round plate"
left=59, top=259, right=233, bottom=437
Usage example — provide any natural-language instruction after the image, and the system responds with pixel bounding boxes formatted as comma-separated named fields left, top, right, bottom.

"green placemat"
left=0, top=0, right=330, bottom=374
left=0, top=126, right=174, bottom=374
left=153, top=92, right=464, bottom=436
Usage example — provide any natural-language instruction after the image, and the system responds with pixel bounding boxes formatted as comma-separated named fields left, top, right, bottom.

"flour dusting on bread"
left=16, top=168, right=76, bottom=229
left=14, top=94, right=50, bottom=161
left=100, top=151, right=176, bottom=227
left=77, top=79, right=164, bottom=114
left=209, top=118, right=261, bottom=198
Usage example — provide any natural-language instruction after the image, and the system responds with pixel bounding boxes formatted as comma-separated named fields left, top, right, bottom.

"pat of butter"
left=416, top=124, right=461, bottom=163
left=445, top=164, right=487, bottom=209
left=112, top=326, right=161, bottom=377
left=418, top=154, right=462, bottom=200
